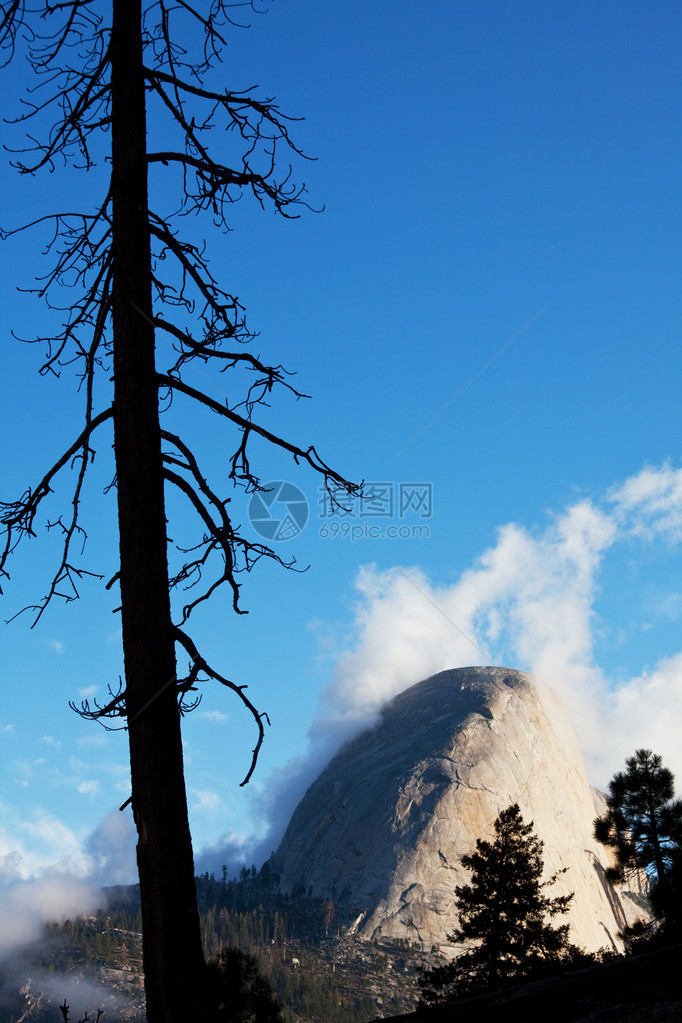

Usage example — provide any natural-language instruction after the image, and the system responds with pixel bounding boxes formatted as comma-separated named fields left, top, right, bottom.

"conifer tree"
left=594, top=749, right=682, bottom=932
left=206, top=948, right=282, bottom=1023
left=419, top=804, right=576, bottom=1003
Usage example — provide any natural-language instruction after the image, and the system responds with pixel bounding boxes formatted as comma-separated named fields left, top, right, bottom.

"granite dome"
left=268, top=667, right=645, bottom=952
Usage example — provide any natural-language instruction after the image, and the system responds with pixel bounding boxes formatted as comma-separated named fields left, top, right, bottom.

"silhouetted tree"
left=60, top=1002, right=103, bottom=1023
left=0, top=3, right=359, bottom=1021
left=206, top=948, right=282, bottom=1023
left=594, top=749, right=682, bottom=932
left=418, top=804, right=577, bottom=1003
left=649, top=846, right=682, bottom=941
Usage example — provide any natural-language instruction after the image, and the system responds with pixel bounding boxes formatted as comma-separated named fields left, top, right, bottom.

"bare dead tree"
left=60, top=999, right=104, bottom=1023
left=0, top=4, right=360, bottom=1021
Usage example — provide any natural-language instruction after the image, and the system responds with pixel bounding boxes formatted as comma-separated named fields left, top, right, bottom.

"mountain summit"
left=268, top=666, right=644, bottom=952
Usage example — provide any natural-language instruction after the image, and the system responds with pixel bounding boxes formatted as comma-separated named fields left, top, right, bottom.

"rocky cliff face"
left=268, top=667, right=646, bottom=953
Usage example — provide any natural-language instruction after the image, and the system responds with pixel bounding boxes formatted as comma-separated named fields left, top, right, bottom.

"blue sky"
left=2, top=0, right=682, bottom=915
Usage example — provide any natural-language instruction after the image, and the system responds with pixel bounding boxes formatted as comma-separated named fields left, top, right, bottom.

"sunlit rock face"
left=268, top=667, right=646, bottom=953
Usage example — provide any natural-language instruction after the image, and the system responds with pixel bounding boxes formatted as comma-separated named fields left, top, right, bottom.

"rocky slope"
left=268, top=666, right=647, bottom=953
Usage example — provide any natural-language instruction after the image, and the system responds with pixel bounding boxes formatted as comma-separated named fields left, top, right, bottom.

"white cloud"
left=40, top=736, right=61, bottom=749
left=600, top=653, right=682, bottom=783
left=302, top=467, right=682, bottom=791
left=15, top=758, right=45, bottom=783
left=0, top=874, right=98, bottom=957
left=76, top=734, right=108, bottom=748
left=47, top=639, right=64, bottom=655
left=199, top=710, right=229, bottom=722
left=77, top=780, right=101, bottom=797
left=0, top=805, right=90, bottom=880
left=650, top=591, right=682, bottom=622
left=84, top=810, right=137, bottom=886
left=609, top=460, right=682, bottom=541
left=198, top=461, right=682, bottom=873
left=192, top=789, right=224, bottom=813
left=0, top=807, right=137, bottom=958
left=0, top=851, right=23, bottom=881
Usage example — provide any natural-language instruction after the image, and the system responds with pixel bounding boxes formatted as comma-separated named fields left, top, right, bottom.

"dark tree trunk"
left=110, top=2, right=207, bottom=1019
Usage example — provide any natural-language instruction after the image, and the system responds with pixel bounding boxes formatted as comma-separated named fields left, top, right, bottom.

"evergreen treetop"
left=419, top=803, right=579, bottom=1003
left=594, top=748, right=682, bottom=935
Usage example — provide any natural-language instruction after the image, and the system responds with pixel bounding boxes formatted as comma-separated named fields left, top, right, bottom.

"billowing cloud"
left=84, top=809, right=138, bottom=887
left=13, top=809, right=90, bottom=875
left=0, top=873, right=98, bottom=956
left=609, top=462, right=682, bottom=540
left=198, top=462, right=682, bottom=874
left=5, top=971, right=137, bottom=1021
left=0, top=807, right=137, bottom=958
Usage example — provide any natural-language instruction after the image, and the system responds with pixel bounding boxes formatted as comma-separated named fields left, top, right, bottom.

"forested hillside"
left=2, top=878, right=425, bottom=1023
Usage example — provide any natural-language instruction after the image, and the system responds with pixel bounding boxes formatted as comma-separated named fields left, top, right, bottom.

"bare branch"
left=1, top=405, right=112, bottom=623
left=5, top=15, right=111, bottom=173
left=154, top=314, right=309, bottom=409
left=157, top=372, right=363, bottom=502
left=163, top=464, right=240, bottom=616
left=70, top=678, right=128, bottom=729
left=174, top=625, right=269, bottom=786
left=144, top=63, right=312, bottom=222
left=161, top=428, right=298, bottom=621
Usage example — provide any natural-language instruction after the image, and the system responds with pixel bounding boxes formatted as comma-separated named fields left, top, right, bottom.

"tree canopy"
left=418, top=803, right=578, bottom=1003
left=594, top=749, right=682, bottom=934
left=206, top=948, right=283, bottom=1023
